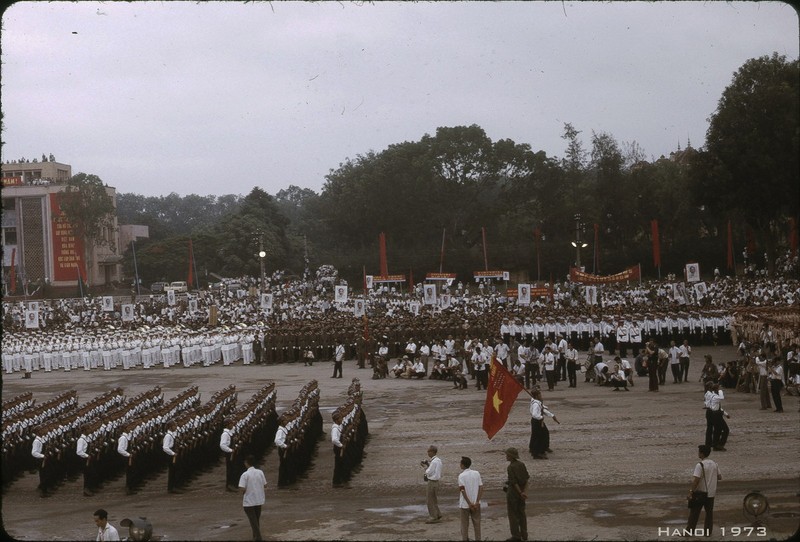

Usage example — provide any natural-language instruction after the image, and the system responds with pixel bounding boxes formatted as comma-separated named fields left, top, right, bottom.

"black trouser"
left=686, top=496, right=715, bottom=536
left=710, top=410, right=728, bottom=447
left=333, top=446, right=344, bottom=486
left=770, top=379, right=784, bottom=411
left=525, top=363, right=538, bottom=388
left=476, top=368, right=488, bottom=390
left=243, top=505, right=263, bottom=541
left=557, top=355, right=566, bottom=380
left=671, top=363, right=682, bottom=383
left=567, top=360, right=577, bottom=387
left=545, top=369, right=556, bottom=390
left=529, top=418, right=549, bottom=456
left=680, top=357, right=690, bottom=382
left=332, top=360, right=342, bottom=378
left=704, top=409, right=713, bottom=447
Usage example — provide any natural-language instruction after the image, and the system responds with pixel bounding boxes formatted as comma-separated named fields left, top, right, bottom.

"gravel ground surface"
left=2, top=344, right=798, bottom=541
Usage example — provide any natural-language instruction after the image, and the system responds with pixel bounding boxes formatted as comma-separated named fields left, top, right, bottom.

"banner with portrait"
left=335, top=285, right=348, bottom=303
left=693, top=281, right=708, bottom=301
left=685, top=262, right=700, bottom=283
left=354, top=298, right=366, bottom=317
left=121, top=304, right=135, bottom=321
left=440, top=294, right=451, bottom=309
left=423, top=284, right=437, bottom=305
left=517, top=284, right=531, bottom=305
left=410, top=301, right=420, bottom=316
left=102, top=296, right=114, bottom=312
left=366, top=275, right=374, bottom=289
left=167, top=289, right=176, bottom=306
left=25, top=309, right=39, bottom=329
left=27, top=301, right=40, bottom=313
left=261, top=293, right=273, bottom=310
left=584, top=285, right=598, bottom=305
left=188, top=298, right=199, bottom=312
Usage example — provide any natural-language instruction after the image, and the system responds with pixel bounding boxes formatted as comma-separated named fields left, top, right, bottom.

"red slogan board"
left=49, top=193, right=86, bottom=282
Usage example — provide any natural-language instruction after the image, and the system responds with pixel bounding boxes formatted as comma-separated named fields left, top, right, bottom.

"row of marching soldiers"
left=273, top=380, right=324, bottom=487
left=331, top=378, right=369, bottom=487
left=161, top=385, right=238, bottom=493
left=220, top=383, right=279, bottom=491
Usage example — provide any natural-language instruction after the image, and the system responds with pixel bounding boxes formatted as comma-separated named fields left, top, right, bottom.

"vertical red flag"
left=187, top=238, right=194, bottom=287
left=650, top=219, right=661, bottom=268
left=379, top=232, right=388, bottom=276
left=726, top=220, right=734, bottom=270
left=482, top=357, right=525, bottom=440
left=75, top=236, right=88, bottom=285
left=9, top=247, right=16, bottom=293
left=789, top=217, right=798, bottom=258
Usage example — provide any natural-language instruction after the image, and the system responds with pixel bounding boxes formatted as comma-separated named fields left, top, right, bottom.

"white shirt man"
left=458, top=457, right=483, bottom=541
left=117, top=431, right=131, bottom=458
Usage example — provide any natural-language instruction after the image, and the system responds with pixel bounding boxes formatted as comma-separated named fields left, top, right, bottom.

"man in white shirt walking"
left=457, top=456, right=483, bottom=541
left=239, top=455, right=267, bottom=542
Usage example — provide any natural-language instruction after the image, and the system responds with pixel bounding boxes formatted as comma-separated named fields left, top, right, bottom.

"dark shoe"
left=775, top=409, right=784, bottom=413
left=713, top=446, right=726, bottom=451
left=83, top=490, right=94, bottom=497
left=226, top=484, right=238, bottom=492
left=169, top=488, right=185, bottom=494
left=545, top=448, right=553, bottom=453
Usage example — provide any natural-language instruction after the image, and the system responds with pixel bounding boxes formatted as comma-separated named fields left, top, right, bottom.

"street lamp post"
left=571, top=213, right=588, bottom=269
left=258, top=237, right=266, bottom=293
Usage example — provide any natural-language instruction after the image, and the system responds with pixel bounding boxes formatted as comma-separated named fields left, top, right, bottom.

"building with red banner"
left=2, top=160, right=122, bottom=293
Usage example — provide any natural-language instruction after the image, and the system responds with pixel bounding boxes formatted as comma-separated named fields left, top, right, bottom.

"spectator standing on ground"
left=238, top=455, right=267, bottom=542
left=332, top=339, right=345, bottom=378
left=505, top=447, right=529, bottom=542
left=529, top=389, right=560, bottom=459
left=645, top=339, right=660, bottom=392
left=457, top=456, right=483, bottom=541
left=93, top=508, right=120, bottom=541
left=686, top=444, right=722, bottom=536
left=421, top=445, right=443, bottom=523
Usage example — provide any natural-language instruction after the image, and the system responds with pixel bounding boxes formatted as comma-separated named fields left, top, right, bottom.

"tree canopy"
left=114, top=54, right=798, bottom=285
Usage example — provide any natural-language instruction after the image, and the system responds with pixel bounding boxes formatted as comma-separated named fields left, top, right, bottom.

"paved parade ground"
left=2, top=345, right=798, bottom=541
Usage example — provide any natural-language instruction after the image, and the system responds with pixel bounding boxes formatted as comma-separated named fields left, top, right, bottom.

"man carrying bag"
left=686, top=444, right=722, bottom=536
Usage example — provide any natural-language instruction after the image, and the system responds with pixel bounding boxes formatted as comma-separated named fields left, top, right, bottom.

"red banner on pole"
left=651, top=219, right=661, bottom=268
left=187, top=238, right=194, bottom=287
left=482, top=358, right=525, bottom=440
left=379, top=232, right=388, bottom=277
left=569, top=265, right=641, bottom=284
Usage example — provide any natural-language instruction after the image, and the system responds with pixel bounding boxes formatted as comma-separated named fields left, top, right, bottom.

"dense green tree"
left=690, top=53, right=799, bottom=274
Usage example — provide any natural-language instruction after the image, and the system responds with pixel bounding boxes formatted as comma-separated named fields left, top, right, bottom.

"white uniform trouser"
left=4, top=353, right=14, bottom=373
left=242, top=343, right=253, bottom=365
left=82, top=351, right=91, bottom=371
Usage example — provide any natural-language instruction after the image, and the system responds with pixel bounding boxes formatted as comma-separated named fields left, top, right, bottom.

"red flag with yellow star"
left=482, top=356, right=525, bottom=439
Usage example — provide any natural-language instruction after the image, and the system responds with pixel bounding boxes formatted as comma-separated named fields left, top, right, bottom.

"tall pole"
left=439, top=228, right=446, bottom=273
left=258, top=236, right=266, bottom=293
left=482, top=227, right=488, bottom=271
left=131, top=239, right=141, bottom=296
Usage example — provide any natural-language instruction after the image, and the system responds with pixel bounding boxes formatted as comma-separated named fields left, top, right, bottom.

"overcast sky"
left=2, top=1, right=797, bottom=198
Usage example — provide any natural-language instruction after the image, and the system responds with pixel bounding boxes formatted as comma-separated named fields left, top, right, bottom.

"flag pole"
left=439, top=228, right=446, bottom=273
left=482, top=227, right=488, bottom=271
